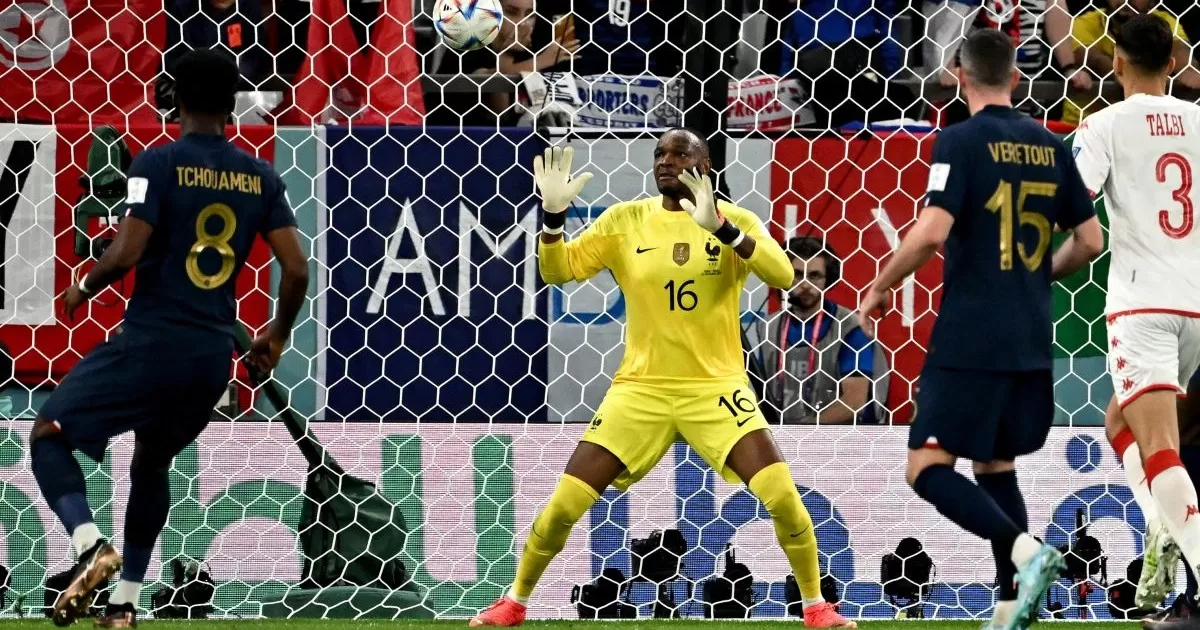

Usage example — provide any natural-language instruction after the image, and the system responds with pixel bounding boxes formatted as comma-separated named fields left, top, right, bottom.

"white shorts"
left=1107, top=312, right=1200, bottom=408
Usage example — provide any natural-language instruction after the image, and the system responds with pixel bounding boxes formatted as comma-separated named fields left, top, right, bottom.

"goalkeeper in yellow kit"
left=470, top=128, right=856, bottom=628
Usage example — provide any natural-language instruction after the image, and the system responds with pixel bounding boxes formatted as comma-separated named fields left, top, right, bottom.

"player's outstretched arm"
left=62, top=217, right=155, bottom=321
left=677, top=169, right=793, bottom=288
left=248, top=226, right=309, bottom=373
left=535, top=146, right=611, bottom=285
left=859, top=206, right=955, bottom=337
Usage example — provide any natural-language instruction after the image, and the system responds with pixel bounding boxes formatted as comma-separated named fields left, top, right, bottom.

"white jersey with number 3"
left=1073, top=93, right=1200, bottom=316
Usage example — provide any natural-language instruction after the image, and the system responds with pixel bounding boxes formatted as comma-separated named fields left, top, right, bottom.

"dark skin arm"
left=247, top=226, right=308, bottom=372
left=62, top=217, right=154, bottom=321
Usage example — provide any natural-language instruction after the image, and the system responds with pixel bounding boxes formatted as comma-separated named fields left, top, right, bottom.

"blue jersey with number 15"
left=923, top=105, right=1095, bottom=372
left=121, top=133, right=296, bottom=353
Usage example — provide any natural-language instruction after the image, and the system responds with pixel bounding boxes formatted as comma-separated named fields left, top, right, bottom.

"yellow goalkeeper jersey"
left=540, top=197, right=794, bottom=388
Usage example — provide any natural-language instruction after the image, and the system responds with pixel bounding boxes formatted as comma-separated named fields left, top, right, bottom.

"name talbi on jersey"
left=1146, top=113, right=1186, bottom=137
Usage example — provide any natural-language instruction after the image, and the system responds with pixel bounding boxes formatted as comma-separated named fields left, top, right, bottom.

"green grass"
left=0, top=621, right=1147, bottom=630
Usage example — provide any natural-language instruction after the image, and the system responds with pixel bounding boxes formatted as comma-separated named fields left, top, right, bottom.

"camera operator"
left=759, top=237, right=886, bottom=424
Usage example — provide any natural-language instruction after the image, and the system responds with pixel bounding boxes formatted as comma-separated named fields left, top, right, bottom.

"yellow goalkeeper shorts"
left=581, top=381, right=770, bottom=491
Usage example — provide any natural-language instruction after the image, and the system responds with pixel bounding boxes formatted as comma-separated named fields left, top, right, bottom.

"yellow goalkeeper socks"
left=510, top=473, right=600, bottom=603
left=749, top=462, right=823, bottom=604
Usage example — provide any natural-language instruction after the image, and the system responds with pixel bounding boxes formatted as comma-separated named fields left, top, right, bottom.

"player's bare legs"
left=471, top=441, right=625, bottom=627
left=29, top=417, right=122, bottom=626
left=907, top=447, right=1062, bottom=630
left=725, top=429, right=856, bottom=628
left=1108, top=395, right=1166, bottom=528
left=971, top=460, right=1026, bottom=629
left=1108, top=395, right=1181, bottom=610
left=1122, top=391, right=1200, bottom=605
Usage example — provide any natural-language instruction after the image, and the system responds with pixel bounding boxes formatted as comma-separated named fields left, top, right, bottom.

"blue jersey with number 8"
left=121, top=133, right=296, bottom=353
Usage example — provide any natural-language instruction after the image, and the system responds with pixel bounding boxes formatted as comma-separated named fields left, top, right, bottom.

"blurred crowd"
left=139, top=0, right=1200, bottom=126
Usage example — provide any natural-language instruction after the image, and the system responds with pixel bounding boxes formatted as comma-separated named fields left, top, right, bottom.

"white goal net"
left=0, top=0, right=1183, bottom=620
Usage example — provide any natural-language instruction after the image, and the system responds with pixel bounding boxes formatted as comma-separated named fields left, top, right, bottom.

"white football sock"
left=1010, top=533, right=1042, bottom=568
left=72, top=523, right=102, bottom=557
left=1149, top=462, right=1200, bottom=583
left=507, top=586, right=529, bottom=605
left=1121, top=441, right=1161, bottom=524
left=992, top=600, right=1016, bottom=625
left=109, top=580, right=141, bottom=607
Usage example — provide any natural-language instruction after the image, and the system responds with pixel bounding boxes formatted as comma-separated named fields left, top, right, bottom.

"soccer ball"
left=435, top=0, right=503, bottom=51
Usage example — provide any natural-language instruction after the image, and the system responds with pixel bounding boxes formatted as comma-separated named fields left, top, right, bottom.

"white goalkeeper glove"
left=678, top=168, right=724, bottom=232
left=533, top=146, right=593, bottom=213
left=679, top=168, right=746, bottom=246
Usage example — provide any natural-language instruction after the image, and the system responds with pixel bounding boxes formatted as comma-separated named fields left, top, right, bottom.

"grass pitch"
left=0, top=621, right=1146, bottom=630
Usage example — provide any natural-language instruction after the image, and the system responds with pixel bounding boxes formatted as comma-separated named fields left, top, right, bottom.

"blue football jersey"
left=121, top=133, right=296, bottom=353
left=923, top=105, right=1095, bottom=371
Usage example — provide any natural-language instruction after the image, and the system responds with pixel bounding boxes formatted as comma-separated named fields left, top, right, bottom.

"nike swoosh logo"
left=636, top=246, right=657, bottom=254
left=736, top=417, right=750, bottom=427
left=789, top=526, right=811, bottom=538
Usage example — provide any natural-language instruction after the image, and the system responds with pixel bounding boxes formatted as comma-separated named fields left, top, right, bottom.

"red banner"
left=0, top=124, right=273, bottom=413
left=0, top=0, right=162, bottom=123
left=771, top=133, right=940, bottom=423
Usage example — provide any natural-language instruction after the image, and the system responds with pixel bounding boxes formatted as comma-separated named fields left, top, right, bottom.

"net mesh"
left=0, top=0, right=1181, bottom=620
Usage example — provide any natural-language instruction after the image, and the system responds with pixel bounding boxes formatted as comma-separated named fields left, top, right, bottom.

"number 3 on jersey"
left=1158, top=152, right=1194, bottom=239
left=187, top=203, right=237, bottom=289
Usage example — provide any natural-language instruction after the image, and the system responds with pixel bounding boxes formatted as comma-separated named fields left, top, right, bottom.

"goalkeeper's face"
left=653, top=131, right=710, bottom=198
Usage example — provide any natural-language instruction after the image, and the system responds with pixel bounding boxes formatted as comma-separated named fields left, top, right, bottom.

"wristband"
left=542, top=211, right=566, bottom=231
left=728, top=230, right=747, bottom=249
left=78, top=274, right=94, bottom=295
left=542, top=225, right=564, bottom=235
left=713, top=220, right=742, bottom=246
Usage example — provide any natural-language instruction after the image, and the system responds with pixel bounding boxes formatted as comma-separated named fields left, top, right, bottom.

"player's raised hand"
left=246, top=330, right=285, bottom=374
left=678, top=168, right=724, bottom=233
left=532, top=146, right=593, bottom=213
left=857, top=287, right=888, bottom=338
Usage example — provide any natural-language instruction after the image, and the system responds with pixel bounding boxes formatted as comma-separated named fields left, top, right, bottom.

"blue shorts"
left=908, top=367, right=1054, bottom=462
left=39, top=330, right=231, bottom=462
